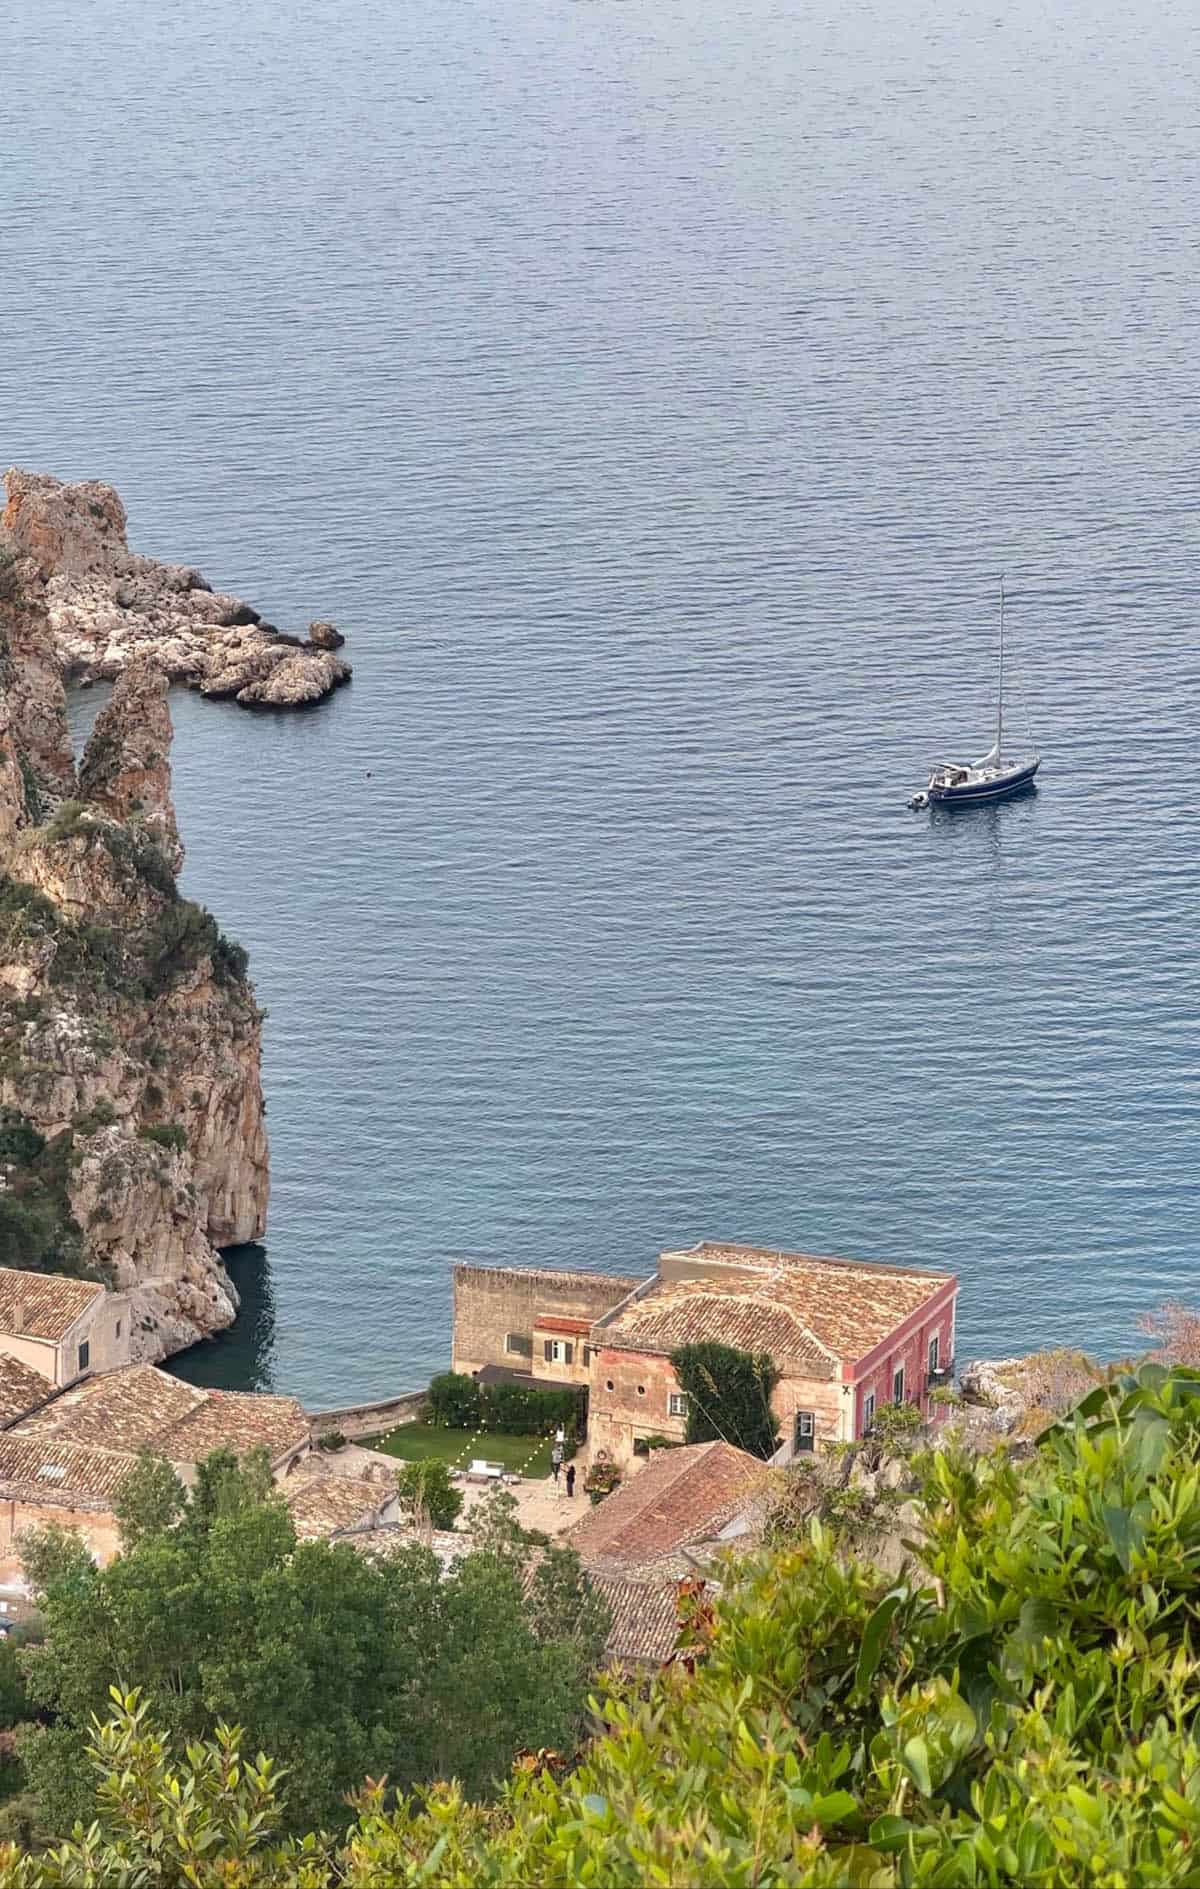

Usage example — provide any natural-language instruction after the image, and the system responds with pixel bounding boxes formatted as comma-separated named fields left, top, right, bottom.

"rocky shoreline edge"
left=2, top=468, right=351, bottom=709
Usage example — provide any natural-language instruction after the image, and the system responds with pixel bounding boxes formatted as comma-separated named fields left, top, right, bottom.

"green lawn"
left=362, top=1423, right=558, bottom=1479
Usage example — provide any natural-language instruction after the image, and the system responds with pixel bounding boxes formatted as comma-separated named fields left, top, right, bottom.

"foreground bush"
left=9, top=1365, right=1200, bottom=1884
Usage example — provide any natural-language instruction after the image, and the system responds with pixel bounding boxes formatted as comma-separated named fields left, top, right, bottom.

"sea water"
left=11, top=0, right=1200, bottom=1402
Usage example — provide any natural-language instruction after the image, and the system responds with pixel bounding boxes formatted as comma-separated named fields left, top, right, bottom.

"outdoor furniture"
left=464, top=1459, right=504, bottom=1483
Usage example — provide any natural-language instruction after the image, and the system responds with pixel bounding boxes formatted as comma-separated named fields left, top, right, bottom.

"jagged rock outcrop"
left=1, top=469, right=351, bottom=709
left=0, top=578, right=268, bottom=1360
left=77, top=658, right=183, bottom=871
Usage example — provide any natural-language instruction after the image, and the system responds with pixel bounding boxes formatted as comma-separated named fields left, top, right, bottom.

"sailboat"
left=909, top=578, right=1040, bottom=809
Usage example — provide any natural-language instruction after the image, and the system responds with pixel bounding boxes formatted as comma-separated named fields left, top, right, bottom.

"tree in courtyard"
left=15, top=1448, right=604, bottom=1843
left=670, top=1340, right=780, bottom=1458
left=394, top=1458, right=463, bottom=1532
left=15, top=1363, right=1200, bottom=1884
left=114, top=1449, right=187, bottom=1548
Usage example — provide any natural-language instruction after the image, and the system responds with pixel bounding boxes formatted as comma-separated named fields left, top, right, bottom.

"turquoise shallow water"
left=13, top=0, right=1200, bottom=1403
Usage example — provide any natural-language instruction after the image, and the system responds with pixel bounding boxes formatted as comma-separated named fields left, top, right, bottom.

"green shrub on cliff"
left=13, top=1366, right=1200, bottom=1883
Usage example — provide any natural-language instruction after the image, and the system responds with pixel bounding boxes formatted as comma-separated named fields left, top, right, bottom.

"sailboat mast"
left=996, top=574, right=1005, bottom=760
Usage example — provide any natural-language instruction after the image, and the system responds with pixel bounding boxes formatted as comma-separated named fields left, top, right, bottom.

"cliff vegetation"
left=0, top=543, right=268, bottom=1357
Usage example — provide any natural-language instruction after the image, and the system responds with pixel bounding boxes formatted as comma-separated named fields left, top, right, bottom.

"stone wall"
left=451, top=1264, right=642, bottom=1378
left=590, top=1345, right=853, bottom=1466
left=306, top=1388, right=428, bottom=1441
left=0, top=1495, right=120, bottom=1587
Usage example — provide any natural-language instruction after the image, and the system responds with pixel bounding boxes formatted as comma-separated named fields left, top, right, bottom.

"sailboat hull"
left=928, top=758, right=1040, bottom=806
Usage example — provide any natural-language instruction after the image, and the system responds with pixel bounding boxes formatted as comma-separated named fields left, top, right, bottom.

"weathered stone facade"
left=452, top=1244, right=959, bottom=1470
left=450, top=1264, right=640, bottom=1383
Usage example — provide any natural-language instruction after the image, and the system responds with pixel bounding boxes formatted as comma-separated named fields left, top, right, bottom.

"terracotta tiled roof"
left=165, top=1391, right=309, bottom=1465
left=0, top=1269, right=104, bottom=1342
left=0, top=1433, right=137, bottom=1504
left=597, top=1244, right=954, bottom=1367
left=589, top=1574, right=691, bottom=1666
left=347, top=1524, right=471, bottom=1575
left=12, top=1367, right=307, bottom=1466
left=0, top=1354, right=57, bottom=1427
left=13, top=1364, right=203, bottom=1452
left=283, top=1474, right=396, bottom=1539
left=565, top=1442, right=766, bottom=1576
left=533, top=1316, right=592, bottom=1336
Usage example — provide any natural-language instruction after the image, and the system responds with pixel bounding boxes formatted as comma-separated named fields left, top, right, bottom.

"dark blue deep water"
left=9, top=0, right=1200, bottom=1403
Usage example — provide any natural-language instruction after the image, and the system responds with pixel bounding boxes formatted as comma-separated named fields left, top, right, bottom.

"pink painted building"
left=586, top=1242, right=958, bottom=1466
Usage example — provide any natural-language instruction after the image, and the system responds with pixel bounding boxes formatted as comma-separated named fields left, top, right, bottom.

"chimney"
left=10, top=1301, right=24, bottom=1336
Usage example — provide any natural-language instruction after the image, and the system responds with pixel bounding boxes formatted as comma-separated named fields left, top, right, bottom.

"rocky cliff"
left=0, top=556, right=268, bottom=1360
left=2, top=468, right=350, bottom=708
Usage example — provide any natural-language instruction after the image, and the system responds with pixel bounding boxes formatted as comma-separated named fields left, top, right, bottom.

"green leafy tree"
left=15, top=1451, right=603, bottom=1842
left=670, top=1340, right=781, bottom=1458
left=394, top=1458, right=463, bottom=1532
left=113, top=1451, right=187, bottom=1550
left=13, top=1365, right=1200, bottom=1883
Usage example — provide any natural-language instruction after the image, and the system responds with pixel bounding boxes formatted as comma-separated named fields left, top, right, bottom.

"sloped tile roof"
left=598, top=1244, right=954, bottom=1367
left=13, top=1364, right=203, bottom=1451
left=12, top=1366, right=307, bottom=1466
left=0, top=1268, right=105, bottom=1341
left=283, top=1474, right=396, bottom=1539
left=0, top=1432, right=137, bottom=1504
left=164, top=1390, right=309, bottom=1464
left=0, top=1353, right=57, bottom=1427
left=589, top=1574, right=690, bottom=1666
left=565, top=1442, right=765, bottom=1576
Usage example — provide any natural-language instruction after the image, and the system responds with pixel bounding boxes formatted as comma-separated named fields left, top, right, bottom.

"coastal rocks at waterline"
left=1, top=468, right=351, bottom=709
left=0, top=596, right=269, bottom=1361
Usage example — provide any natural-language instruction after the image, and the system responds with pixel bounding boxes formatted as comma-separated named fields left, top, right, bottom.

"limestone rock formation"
left=1, top=469, right=351, bottom=710
left=78, top=658, right=183, bottom=871
left=0, top=574, right=268, bottom=1360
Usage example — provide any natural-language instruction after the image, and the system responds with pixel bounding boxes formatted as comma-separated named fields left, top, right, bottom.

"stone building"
left=0, top=1268, right=131, bottom=1387
left=450, top=1263, right=640, bottom=1389
left=452, top=1241, right=958, bottom=1467
left=0, top=1362, right=312, bottom=1585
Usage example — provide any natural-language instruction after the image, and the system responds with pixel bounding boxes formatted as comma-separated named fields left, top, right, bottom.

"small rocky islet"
left=0, top=468, right=350, bottom=1365
left=2, top=466, right=350, bottom=708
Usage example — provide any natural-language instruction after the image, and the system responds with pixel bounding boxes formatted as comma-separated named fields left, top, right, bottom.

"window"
left=928, top=1333, right=940, bottom=1377
left=77, top=1341, right=90, bottom=1374
left=668, top=1392, right=688, bottom=1418
left=794, top=1410, right=816, bottom=1453
left=115, top=1320, right=122, bottom=1340
left=863, top=1391, right=876, bottom=1432
left=636, top=1384, right=646, bottom=1396
left=582, top=1344, right=592, bottom=1367
left=605, top=1379, right=614, bottom=1392
left=543, top=1338, right=573, bottom=1365
left=505, top=1331, right=532, bottom=1358
left=893, top=1365, right=905, bottom=1405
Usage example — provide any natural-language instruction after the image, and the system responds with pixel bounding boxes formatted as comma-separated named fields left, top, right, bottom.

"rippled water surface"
left=10, top=0, right=1200, bottom=1402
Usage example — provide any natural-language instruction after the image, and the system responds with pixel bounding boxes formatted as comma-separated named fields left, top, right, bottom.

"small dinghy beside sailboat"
left=910, top=578, right=1040, bottom=809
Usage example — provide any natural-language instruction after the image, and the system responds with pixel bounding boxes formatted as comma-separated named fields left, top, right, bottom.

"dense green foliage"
left=15, top=1451, right=607, bottom=1845
left=136, top=1122, right=187, bottom=1154
left=427, top=1370, right=583, bottom=1438
left=394, top=1458, right=463, bottom=1531
left=671, top=1339, right=781, bottom=1458
left=0, top=1112, right=86, bottom=1278
left=13, top=1365, right=1200, bottom=1883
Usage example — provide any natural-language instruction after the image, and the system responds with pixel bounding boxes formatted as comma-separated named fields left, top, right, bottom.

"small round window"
left=637, top=1385, right=646, bottom=1396
left=605, top=1379, right=614, bottom=1392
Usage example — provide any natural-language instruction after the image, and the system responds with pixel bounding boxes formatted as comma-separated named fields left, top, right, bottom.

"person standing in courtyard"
left=565, top=1462, right=576, bottom=1499
left=551, top=1441, right=563, bottom=1485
